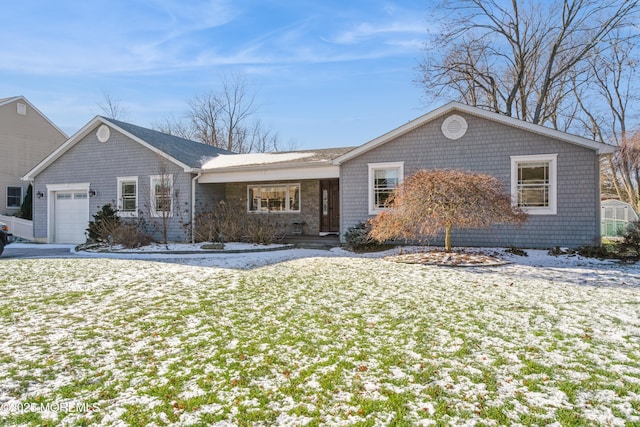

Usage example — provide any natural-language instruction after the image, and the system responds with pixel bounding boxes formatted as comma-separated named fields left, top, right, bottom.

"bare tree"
left=97, top=92, right=130, bottom=121
left=243, top=120, right=281, bottom=153
left=369, top=169, right=527, bottom=252
left=146, top=160, right=176, bottom=245
left=151, top=114, right=196, bottom=141
left=218, top=73, right=257, bottom=152
left=571, top=33, right=640, bottom=209
left=189, top=90, right=223, bottom=146
left=154, top=74, right=281, bottom=153
left=611, top=131, right=640, bottom=210
left=418, top=0, right=639, bottom=128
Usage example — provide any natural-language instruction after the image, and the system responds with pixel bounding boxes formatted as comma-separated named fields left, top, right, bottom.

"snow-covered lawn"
left=0, top=248, right=639, bottom=426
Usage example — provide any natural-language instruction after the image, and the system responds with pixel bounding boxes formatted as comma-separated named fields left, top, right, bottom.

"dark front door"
left=320, top=179, right=340, bottom=234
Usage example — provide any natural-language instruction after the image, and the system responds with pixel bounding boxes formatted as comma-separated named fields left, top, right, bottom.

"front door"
left=320, top=179, right=339, bottom=234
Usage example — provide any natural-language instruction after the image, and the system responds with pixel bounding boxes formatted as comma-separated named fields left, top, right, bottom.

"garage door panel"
left=54, top=191, right=89, bottom=244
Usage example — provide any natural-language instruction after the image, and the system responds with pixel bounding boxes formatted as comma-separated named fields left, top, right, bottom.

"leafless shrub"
left=194, top=201, right=285, bottom=244
left=112, top=223, right=153, bottom=249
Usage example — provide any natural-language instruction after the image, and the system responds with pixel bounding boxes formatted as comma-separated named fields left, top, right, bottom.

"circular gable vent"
left=96, top=124, right=110, bottom=143
left=441, top=114, right=468, bottom=140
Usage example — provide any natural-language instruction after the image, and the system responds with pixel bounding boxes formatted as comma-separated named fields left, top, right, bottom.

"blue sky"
left=0, top=0, right=435, bottom=149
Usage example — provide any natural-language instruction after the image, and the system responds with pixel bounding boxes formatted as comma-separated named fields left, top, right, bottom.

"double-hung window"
left=368, top=162, right=404, bottom=214
left=117, top=177, right=138, bottom=217
left=511, top=154, right=557, bottom=215
left=6, top=186, right=22, bottom=209
left=150, top=175, right=173, bottom=217
left=248, top=184, right=300, bottom=213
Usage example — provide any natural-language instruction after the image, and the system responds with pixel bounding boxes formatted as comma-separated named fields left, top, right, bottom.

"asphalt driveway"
left=0, top=243, right=76, bottom=259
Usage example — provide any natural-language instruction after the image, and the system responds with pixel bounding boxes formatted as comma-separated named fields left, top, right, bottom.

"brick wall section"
left=340, top=112, right=601, bottom=249
left=33, top=127, right=194, bottom=242
left=218, top=180, right=321, bottom=235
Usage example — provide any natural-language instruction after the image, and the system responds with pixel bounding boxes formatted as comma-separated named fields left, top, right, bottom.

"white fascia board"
left=0, top=96, right=21, bottom=107
left=198, top=164, right=339, bottom=184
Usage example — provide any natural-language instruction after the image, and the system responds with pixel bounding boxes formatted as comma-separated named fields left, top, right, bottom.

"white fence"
left=0, top=214, right=33, bottom=240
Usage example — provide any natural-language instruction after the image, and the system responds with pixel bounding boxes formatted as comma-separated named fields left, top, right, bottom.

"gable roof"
left=0, top=95, right=68, bottom=139
left=103, top=117, right=232, bottom=168
left=334, top=101, right=615, bottom=164
left=23, top=116, right=232, bottom=181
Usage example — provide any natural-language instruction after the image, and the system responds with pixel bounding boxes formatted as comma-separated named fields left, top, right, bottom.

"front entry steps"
left=280, top=234, right=340, bottom=250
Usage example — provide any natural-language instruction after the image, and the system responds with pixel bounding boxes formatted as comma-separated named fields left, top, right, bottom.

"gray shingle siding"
left=33, top=127, right=194, bottom=242
left=340, top=113, right=601, bottom=249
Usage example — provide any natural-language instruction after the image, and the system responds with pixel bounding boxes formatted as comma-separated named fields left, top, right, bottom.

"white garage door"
left=54, top=191, right=89, bottom=243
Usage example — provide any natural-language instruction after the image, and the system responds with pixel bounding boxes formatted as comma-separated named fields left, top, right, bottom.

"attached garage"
left=47, top=184, right=90, bottom=244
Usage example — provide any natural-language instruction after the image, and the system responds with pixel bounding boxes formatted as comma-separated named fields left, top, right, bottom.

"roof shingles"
left=103, top=117, right=234, bottom=168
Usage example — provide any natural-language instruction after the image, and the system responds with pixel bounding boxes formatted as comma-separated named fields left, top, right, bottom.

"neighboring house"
left=601, top=199, right=638, bottom=238
left=22, top=116, right=231, bottom=244
left=334, top=102, right=614, bottom=248
left=0, top=96, right=67, bottom=215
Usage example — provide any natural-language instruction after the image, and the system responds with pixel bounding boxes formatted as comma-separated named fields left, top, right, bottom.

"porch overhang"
left=198, top=163, right=339, bottom=184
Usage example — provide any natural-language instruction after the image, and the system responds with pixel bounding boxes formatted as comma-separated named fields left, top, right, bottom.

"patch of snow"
left=202, top=152, right=315, bottom=169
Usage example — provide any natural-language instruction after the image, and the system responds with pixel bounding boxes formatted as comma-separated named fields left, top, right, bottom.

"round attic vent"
left=96, top=124, right=111, bottom=143
left=441, top=114, right=468, bottom=140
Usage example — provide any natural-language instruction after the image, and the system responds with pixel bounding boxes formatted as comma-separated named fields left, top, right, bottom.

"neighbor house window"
left=6, top=186, right=22, bottom=208
left=368, top=162, right=404, bottom=214
left=117, top=177, right=138, bottom=217
left=248, top=184, right=300, bottom=213
left=511, top=154, right=557, bottom=215
left=150, top=175, right=173, bottom=217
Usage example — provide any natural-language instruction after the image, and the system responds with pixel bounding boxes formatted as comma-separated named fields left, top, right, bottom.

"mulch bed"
left=385, top=249, right=507, bottom=267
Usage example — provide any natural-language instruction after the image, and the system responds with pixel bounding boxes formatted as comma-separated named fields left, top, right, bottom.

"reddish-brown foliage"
left=369, top=169, right=528, bottom=252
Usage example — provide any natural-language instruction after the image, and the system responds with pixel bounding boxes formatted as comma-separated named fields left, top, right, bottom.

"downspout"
left=595, top=154, right=603, bottom=246
left=191, top=171, right=202, bottom=244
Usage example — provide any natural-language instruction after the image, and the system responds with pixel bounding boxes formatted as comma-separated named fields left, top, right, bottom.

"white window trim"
left=117, top=176, right=138, bottom=217
left=247, top=183, right=301, bottom=213
left=510, top=154, right=557, bottom=215
left=368, top=162, right=404, bottom=215
left=6, top=186, right=23, bottom=209
left=150, top=175, right=173, bottom=218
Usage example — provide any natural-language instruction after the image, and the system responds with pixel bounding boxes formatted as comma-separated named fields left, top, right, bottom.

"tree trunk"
left=445, top=224, right=452, bottom=253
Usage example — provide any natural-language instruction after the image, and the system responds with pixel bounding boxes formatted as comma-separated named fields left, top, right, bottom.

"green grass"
left=0, top=257, right=638, bottom=426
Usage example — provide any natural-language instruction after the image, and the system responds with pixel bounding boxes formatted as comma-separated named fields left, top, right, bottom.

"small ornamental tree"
left=369, top=169, right=528, bottom=252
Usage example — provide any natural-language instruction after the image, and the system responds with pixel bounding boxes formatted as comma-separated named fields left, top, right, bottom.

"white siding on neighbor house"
left=340, top=112, right=602, bottom=249
left=32, top=125, right=194, bottom=243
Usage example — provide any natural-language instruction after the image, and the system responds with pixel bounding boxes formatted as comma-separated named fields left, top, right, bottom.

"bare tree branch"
left=97, top=92, right=130, bottom=121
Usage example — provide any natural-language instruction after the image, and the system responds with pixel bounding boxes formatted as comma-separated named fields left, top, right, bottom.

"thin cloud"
left=328, top=21, right=428, bottom=45
left=0, top=0, right=240, bottom=75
